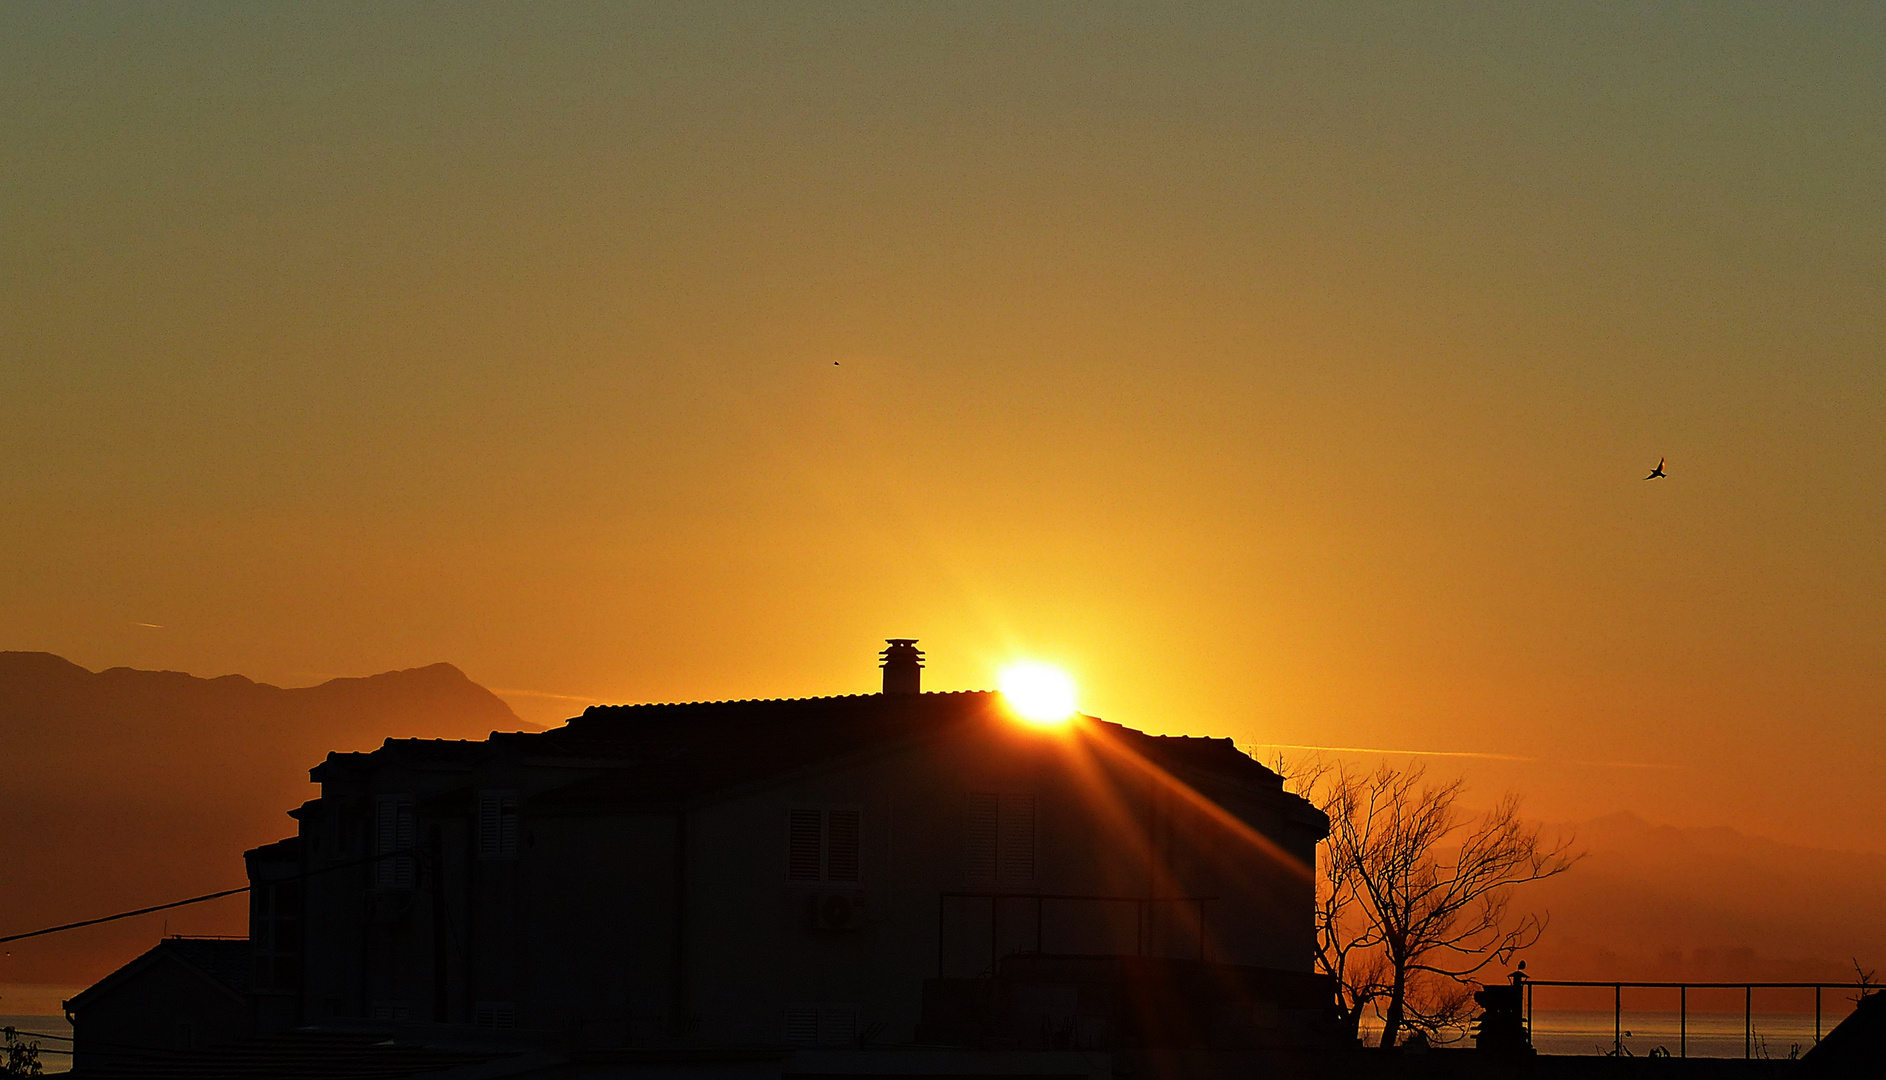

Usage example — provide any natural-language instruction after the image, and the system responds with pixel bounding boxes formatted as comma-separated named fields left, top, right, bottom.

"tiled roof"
left=160, top=936, right=250, bottom=994
left=530, top=692, right=1006, bottom=809
left=315, top=691, right=1288, bottom=809
left=65, top=937, right=250, bottom=1012
left=246, top=835, right=302, bottom=863
left=1117, top=727, right=1286, bottom=787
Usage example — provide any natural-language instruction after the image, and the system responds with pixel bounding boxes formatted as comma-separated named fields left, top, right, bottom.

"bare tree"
left=1850, top=958, right=1877, bottom=1003
left=1285, top=759, right=1577, bottom=1048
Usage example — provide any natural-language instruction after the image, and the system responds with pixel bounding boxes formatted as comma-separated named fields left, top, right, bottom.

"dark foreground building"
left=62, top=936, right=251, bottom=1072
left=72, top=642, right=1341, bottom=1078
left=69, top=643, right=1865, bottom=1079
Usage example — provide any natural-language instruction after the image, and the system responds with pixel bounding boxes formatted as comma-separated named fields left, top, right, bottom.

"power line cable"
left=0, top=886, right=249, bottom=945
left=0, top=848, right=415, bottom=945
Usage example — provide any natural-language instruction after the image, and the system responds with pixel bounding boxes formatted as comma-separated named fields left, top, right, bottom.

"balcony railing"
left=1521, top=978, right=1873, bottom=1058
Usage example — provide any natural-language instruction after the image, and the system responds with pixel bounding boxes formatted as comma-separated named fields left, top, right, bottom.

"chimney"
left=880, top=639, right=923, bottom=695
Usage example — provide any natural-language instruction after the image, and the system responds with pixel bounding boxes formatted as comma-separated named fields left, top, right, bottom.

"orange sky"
left=2, top=5, right=1881, bottom=850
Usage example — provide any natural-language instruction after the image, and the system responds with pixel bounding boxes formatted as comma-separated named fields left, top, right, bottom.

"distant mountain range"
left=0, top=652, right=525, bottom=990
left=3, top=652, right=1877, bottom=1000
left=1523, top=810, right=1886, bottom=985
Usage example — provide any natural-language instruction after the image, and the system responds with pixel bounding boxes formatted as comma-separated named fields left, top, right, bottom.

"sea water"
left=1, top=1014, right=72, bottom=1075
left=1526, top=1008, right=1852, bottom=1059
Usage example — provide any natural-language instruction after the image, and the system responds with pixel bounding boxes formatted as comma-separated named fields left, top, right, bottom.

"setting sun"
left=999, top=662, right=1078, bottom=725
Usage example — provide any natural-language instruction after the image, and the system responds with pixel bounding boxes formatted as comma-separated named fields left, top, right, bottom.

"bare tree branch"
left=1282, top=757, right=1580, bottom=1048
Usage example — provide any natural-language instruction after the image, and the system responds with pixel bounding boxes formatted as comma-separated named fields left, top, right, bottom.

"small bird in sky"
left=1645, top=457, right=1667, bottom=480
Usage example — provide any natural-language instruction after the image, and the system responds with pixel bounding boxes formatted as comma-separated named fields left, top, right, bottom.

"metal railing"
left=1522, top=978, right=1871, bottom=1058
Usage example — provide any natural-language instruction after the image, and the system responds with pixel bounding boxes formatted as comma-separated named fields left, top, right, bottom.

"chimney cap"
left=880, top=639, right=923, bottom=695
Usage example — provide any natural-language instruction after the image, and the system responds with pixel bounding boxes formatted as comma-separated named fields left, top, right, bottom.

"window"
left=374, top=795, right=414, bottom=890
left=477, top=791, right=519, bottom=859
left=371, top=1000, right=411, bottom=1022
left=249, top=881, right=302, bottom=991
left=966, top=792, right=1036, bottom=885
left=786, top=807, right=861, bottom=883
left=784, top=1004, right=859, bottom=1046
left=966, top=793, right=998, bottom=879
left=788, top=810, right=822, bottom=881
left=998, top=793, right=1036, bottom=882
left=825, top=810, right=861, bottom=881
left=784, top=1006, right=819, bottom=1045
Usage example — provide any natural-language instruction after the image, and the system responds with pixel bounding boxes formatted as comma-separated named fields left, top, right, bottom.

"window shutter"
left=788, top=809, right=823, bottom=881
left=818, top=1007, right=858, bottom=1046
left=477, top=794, right=501, bottom=859
left=374, top=798, right=395, bottom=889
left=376, top=796, right=414, bottom=889
left=966, top=792, right=999, bottom=881
left=825, top=810, right=861, bottom=882
left=478, top=792, right=519, bottom=859
left=998, top=793, right=1036, bottom=883
left=498, top=797, right=518, bottom=857
left=784, top=1006, right=819, bottom=1045
left=394, top=800, right=414, bottom=888
left=376, top=799, right=397, bottom=863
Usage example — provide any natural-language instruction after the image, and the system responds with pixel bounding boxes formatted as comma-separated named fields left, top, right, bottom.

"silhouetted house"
left=1803, top=990, right=1886, bottom=1077
left=243, top=642, right=1332, bottom=1066
left=63, top=936, right=252, bottom=1072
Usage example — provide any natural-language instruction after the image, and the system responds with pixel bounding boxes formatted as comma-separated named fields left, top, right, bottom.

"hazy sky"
left=3, top=4, right=1881, bottom=848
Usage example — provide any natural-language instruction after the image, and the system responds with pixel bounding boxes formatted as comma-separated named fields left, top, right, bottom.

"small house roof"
left=64, top=936, right=249, bottom=1013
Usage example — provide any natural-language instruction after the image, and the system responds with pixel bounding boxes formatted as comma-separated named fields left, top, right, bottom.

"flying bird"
left=1645, top=457, right=1667, bottom=480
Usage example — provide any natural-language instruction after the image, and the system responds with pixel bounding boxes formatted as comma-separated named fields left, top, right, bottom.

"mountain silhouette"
left=1523, top=811, right=1886, bottom=987
left=0, top=653, right=523, bottom=991
left=8, top=658, right=1881, bottom=1010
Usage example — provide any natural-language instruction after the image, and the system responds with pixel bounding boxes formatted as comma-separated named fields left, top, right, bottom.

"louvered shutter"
left=498, top=796, right=518, bottom=857
left=477, top=793, right=502, bottom=859
left=966, top=792, right=999, bottom=881
left=818, top=1007, right=858, bottom=1046
left=375, top=797, right=397, bottom=887
left=788, top=809, right=823, bottom=881
left=825, top=810, right=861, bottom=882
left=998, top=793, right=1036, bottom=883
left=784, top=1006, right=819, bottom=1045
left=393, top=799, right=414, bottom=888
left=478, top=791, right=519, bottom=859
left=375, top=796, right=415, bottom=889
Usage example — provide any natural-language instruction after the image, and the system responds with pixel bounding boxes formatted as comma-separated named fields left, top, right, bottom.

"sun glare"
left=999, top=662, right=1077, bottom=725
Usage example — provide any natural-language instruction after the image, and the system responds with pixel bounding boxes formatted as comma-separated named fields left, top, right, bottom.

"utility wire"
left=0, top=886, right=249, bottom=945
left=0, top=848, right=415, bottom=945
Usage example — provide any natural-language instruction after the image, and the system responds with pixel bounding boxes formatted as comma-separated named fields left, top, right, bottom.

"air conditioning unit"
left=811, top=891, right=867, bottom=931
left=474, top=1001, right=516, bottom=1029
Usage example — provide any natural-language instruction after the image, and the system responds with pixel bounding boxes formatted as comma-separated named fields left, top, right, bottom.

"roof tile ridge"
left=580, top=688, right=996, bottom=712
